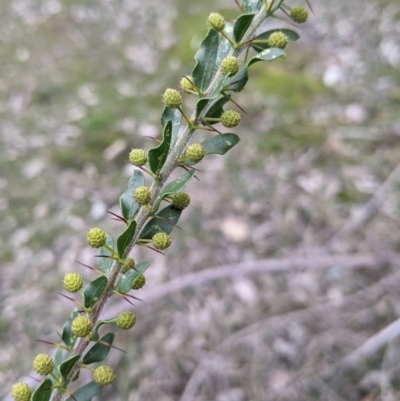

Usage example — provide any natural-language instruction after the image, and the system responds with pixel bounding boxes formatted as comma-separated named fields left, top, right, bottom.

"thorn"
left=27, top=375, right=41, bottom=383
left=145, top=245, right=166, bottom=255
left=35, top=339, right=59, bottom=347
left=56, top=292, right=83, bottom=308
left=143, top=136, right=160, bottom=143
left=124, top=293, right=143, bottom=301
left=106, top=211, right=128, bottom=224
left=98, top=340, right=128, bottom=354
left=75, top=260, right=96, bottom=271
left=153, top=215, right=182, bottom=230
left=234, top=0, right=244, bottom=12
left=305, top=0, right=314, bottom=14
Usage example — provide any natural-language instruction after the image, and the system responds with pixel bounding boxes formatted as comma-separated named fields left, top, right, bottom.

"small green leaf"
left=192, top=29, right=219, bottom=92
left=83, top=333, right=115, bottom=365
left=270, top=0, right=285, bottom=12
left=52, top=348, right=63, bottom=376
left=153, top=170, right=195, bottom=212
left=97, top=235, right=114, bottom=274
left=60, top=355, right=80, bottom=380
left=242, top=0, right=263, bottom=13
left=116, top=220, right=136, bottom=258
left=224, top=65, right=248, bottom=92
left=119, top=170, right=145, bottom=221
left=83, top=276, right=108, bottom=309
left=65, top=382, right=102, bottom=401
left=252, top=29, right=299, bottom=52
left=61, top=309, right=80, bottom=347
left=148, top=120, right=172, bottom=175
left=116, top=261, right=150, bottom=294
left=204, top=97, right=230, bottom=123
left=201, top=133, right=240, bottom=155
left=233, top=14, right=255, bottom=43
left=32, top=378, right=52, bottom=401
left=248, top=48, right=286, bottom=67
left=161, top=106, right=181, bottom=148
left=216, top=22, right=233, bottom=66
left=140, top=205, right=182, bottom=240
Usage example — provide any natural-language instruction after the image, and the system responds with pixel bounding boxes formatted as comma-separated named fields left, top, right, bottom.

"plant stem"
left=51, top=5, right=268, bottom=400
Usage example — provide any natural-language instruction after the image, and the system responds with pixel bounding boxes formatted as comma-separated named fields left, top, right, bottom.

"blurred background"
left=1, top=0, right=400, bottom=400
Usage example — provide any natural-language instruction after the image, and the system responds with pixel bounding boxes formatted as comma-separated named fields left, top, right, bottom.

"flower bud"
left=207, top=12, right=225, bottom=31
left=171, top=192, right=190, bottom=210
left=87, top=228, right=107, bottom=248
left=290, top=6, right=308, bottom=23
left=71, top=315, right=92, bottom=337
left=116, top=311, right=136, bottom=329
left=152, top=232, right=171, bottom=250
left=129, top=149, right=147, bottom=166
left=63, top=272, right=83, bottom=293
left=183, top=143, right=206, bottom=164
left=93, top=365, right=115, bottom=386
left=221, top=110, right=241, bottom=128
left=32, top=354, right=54, bottom=376
left=11, top=383, right=31, bottom=401
left=133, top=186, right=151, bottom=206
left=162, top=88, right=182, bottom=109
left=132, top=274, right=146, bottom=290
left=180, top=76, right=195, bottom=92
left=121, top=257, right=135, bottom=274
left=267, top=31, right=288, bottom=49
left=220, top=56, right=239, bottom=77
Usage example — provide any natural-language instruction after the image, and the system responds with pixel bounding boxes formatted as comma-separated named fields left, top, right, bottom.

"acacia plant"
left=10, top=1, right=308, bottom=400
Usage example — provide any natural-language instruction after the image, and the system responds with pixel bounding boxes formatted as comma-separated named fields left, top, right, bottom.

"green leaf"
left=119, top=169, right=145, bottom=221
left=83, top=333, right=115, bottom=365
left=97, top=235, right=114, bottom=274
left=192, top=29, right=219, bottom=92
left=148, top=120, right=172, bottom=175
left=65, top=382, right=102, bottom=401
left=233, top=14, right=255, bottom=43
left=60, top=355, right=80, bottom=380
left=116, top=261, right=150, bottom=294
left=271, top=0, right=285, bottom=12
left=153, top=170, right=195, bottom=212
left=252, top=29, right=299, bottom=52
left=61, top=309, right=80, bottom=347
left=216, top=22, right=233, bottom=66
left=83, top=275, right=108, bottom=309
left=242, top=0, right=263, bottom=13
left=32, top=378, right=52, bottom=401
left=248, top=48, right=286, bottom=67
left=140, top=205, right=182, bottom=240
left=201, top=133, right=240, bottom=155
left=52, top=348, right=63, bottom=376
left=224, top=65, right=248, bottom=92
left=161, top=106, right=181, bottom=148
left=204, top=97, right=230, bottom=123
left=116, top=220, right=136, bottom=258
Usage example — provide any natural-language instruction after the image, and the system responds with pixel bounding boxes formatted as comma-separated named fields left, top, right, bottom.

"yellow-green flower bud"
left=183, top=143, right=206, bottom=164
left=32, top=354, right=54, bottom=376
left=207, top=12, right=225, bottom=31
left=93, top=365, right=115, bottom=386
left=171, top=192, right=190, bottom=210
left=133, top=186, right=151, bottom=206
left=162, top=88, right=182, bottom=109
left=63, top=272, right=83, bottom=293
left=71, top=315, right=92, bottom=337
left=180, top=76, right=195, bottom=92
left=116, top=311, right=136, bottom=329
left=221, top=110, right=241, bottom=128
left=132, top=274, right=146, bottom=290
left=11, top=383, right=31, bottom=401
left=290, top=6, right=308, bottom=23
left=152, top=232, right=171, bottom=250
left=129, top=149, right=147, bottom=166
left=220, top=56, right=239, bottom=77
left=121, top=257, right=135, bottom=274
left=87, top=228, right=106, bottom=249
left=267, top=31, right=288, bottom=49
